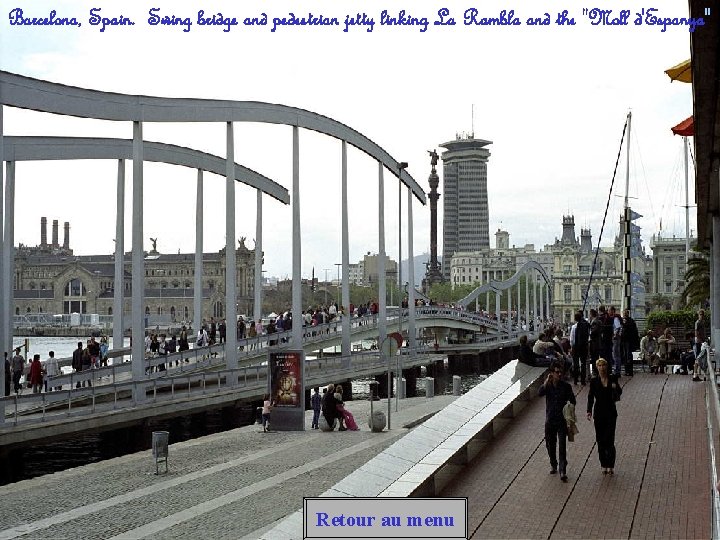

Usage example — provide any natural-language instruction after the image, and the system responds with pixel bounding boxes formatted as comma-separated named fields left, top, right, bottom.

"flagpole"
left=623, top=111, right=632, bottom=314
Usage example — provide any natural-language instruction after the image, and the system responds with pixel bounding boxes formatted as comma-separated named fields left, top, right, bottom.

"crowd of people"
left=3, top=335, right=112, bottom=396
left=530, top=306, right=710, bottom=483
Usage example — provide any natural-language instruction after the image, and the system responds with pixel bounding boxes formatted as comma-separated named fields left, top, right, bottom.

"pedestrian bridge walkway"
left=0, top=368, right=714, bottom=539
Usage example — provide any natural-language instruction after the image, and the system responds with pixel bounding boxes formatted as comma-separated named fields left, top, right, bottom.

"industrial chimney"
left=41, top=217, right=47, bottom=246
left=52, top=219, right=59, bottom=247
left=63, top=222, right=70, bottom=249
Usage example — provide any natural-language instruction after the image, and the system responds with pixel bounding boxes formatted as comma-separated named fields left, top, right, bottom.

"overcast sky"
left=1, top=0, right=696, bottom=281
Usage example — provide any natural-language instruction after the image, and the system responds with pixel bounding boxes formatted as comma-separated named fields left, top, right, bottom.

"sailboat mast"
left=684, top=135, right=690, bottom=261
left=623, top=111, right=632, bottom=314
left=624, top=111, right=632, bottom=209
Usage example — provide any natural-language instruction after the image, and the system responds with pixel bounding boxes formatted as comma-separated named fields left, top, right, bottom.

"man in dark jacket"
left=71, top=342, right=83, bottom=388
left=539, top=359, right=576, bottom=482
left=599, top=305, right=614, bottom=364
left=571, top=310, right=590, bottom=385
left=321, top=383, right=345, bottom=431
left=621, top=309, right=640, bottom=376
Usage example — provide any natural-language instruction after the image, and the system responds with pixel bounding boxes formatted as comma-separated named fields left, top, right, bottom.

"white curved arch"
left=456, top=261, right=552, bottom=308
left=0, top=71, right=426, bottom=204
left=3, top=136, right=289, bottom=204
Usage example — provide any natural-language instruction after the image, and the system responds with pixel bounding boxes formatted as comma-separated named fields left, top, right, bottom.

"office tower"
left=440, top=135, right=492, bottom=280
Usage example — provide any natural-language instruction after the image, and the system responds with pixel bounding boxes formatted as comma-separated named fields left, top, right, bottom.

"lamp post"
left=396, top=162, right=408, bottom=413
left=323, top=268, right=330, bottom=306
left=335, top=263, right=342, bottom=310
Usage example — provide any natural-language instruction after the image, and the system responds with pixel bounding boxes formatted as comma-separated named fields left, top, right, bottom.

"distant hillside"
left=400, top=252, right=440, bottom=287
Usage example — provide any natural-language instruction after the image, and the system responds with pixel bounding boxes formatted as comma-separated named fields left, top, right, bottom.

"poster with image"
left=270, top=350, right=303, bottom=407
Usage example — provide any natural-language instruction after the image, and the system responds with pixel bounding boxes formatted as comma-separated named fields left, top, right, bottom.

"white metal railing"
left=3, top=308, right=523, bottom=427
left=706, top=350, right=720, bottom=538
left=1, top=345, right=454, bottom=427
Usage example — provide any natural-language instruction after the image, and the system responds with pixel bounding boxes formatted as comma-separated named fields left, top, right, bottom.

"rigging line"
left=582, top=116, right=629, bottom=313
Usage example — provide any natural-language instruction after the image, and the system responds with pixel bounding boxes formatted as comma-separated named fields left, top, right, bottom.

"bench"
left=260, top=360, right=547, bottom=539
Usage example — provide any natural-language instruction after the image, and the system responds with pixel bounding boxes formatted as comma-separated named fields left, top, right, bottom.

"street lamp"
left=323, top=268, right=330, bottom=306
left=396, top=161, right=408, bottom=414
left=335, top=263, right=342, bottom=309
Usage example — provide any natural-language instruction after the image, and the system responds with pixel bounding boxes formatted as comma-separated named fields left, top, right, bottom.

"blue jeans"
left=311, top=408, right=320, bottom=428
left=612, top=340, right=622, bottom=375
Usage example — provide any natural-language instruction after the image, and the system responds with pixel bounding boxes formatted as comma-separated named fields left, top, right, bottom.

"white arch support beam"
left=456, top=261, right=551, bottom=308
left=3, top=136, right=288, bottom=204
left=0, top=71, right=425, bottom=204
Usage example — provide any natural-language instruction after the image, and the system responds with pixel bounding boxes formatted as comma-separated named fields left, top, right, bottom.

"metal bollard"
left=395, top=377, right=406, bottom=399
left=152, top=431, right=169, bottom=475
left=425, top=377, right=434, bottom=398
left=368, top=381, right=386, bottom=432
left=453, top=375, right=462, bottom=396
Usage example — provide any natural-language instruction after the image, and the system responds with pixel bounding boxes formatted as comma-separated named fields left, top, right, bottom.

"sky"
left=1, top=0, right=698, bottom=283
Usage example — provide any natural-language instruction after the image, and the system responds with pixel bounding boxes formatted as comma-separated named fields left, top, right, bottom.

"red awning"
left=671, top=116, right=694, bottom=136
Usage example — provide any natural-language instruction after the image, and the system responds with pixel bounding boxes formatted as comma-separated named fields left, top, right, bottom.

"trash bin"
left=152, top=431, right=169, bottom=475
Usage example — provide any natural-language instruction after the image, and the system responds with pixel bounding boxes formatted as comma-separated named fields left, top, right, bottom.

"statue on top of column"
left=428, top=149, right=439, bottom=172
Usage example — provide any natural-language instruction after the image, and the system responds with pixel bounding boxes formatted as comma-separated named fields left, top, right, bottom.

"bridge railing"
left=1, top=344, right=446, bottom=428
left=36, top=306, right=511, bottom=388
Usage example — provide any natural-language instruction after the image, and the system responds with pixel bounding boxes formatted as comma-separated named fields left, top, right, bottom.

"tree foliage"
left=646, top=309, right=697, bottom=331
left=680, top=252, right=710, bottom=308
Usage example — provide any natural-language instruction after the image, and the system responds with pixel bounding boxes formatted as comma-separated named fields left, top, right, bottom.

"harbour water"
left=11, top=336, right=130, bottom=362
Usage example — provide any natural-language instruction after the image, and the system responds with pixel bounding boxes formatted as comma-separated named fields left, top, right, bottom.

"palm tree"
left=681, top=251, right=710, bottom=308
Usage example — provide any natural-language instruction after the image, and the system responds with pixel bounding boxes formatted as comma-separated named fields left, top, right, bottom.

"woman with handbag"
left=587, top=358, right=622, bottom=475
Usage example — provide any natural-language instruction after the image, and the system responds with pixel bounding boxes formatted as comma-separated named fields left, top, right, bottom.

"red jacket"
left=30, top=359, right=43, bottom=385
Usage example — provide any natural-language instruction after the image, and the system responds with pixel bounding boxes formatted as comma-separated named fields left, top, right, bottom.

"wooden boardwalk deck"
left=441, top=371, right=711, bottom=539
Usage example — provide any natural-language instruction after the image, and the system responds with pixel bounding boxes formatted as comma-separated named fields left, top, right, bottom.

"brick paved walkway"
left=441, top=372, right=711, bottom=539
left=0, top=395, right=458, bottom=540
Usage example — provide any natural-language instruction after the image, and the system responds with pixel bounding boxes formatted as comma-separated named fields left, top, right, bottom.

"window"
left=665, top=282, right=672, bottom=293
left=665, top=266, right=672, bottom=276
left=108, top=307, right=113, bottom=315
left=563, top=286, right=571, bottom=303
left=64, top=279, right=85, bottom=297
left=604, top=286, right=612, bottom=302
left=563, top=264, right=571, bottom=275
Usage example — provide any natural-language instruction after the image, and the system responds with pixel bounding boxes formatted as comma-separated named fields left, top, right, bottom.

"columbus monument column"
left=422, top=149, right=444, bottom=294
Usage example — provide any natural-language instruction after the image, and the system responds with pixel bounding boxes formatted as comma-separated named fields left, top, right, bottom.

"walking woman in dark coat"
left=586, top=358, right=622, bottom=475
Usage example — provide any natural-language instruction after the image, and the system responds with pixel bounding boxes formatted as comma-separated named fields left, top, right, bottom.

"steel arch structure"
left=456, top=261, right=552, bottom=308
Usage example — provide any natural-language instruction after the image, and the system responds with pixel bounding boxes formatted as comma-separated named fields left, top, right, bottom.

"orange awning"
left=671, top=116, right=694, bottom=136
left=665, top=59, right=692, bottom=83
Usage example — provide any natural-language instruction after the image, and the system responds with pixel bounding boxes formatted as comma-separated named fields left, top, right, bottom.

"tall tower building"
left=440, top=135, right=492, bottom=280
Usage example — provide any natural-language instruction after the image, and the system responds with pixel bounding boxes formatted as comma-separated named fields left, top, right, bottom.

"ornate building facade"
left=449, top=229, right=554, bottom=289
left=12, top=218, right=256, bottom=325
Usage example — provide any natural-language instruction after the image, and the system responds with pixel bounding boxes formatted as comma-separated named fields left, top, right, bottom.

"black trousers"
left=12, top=371, right=22, bottom=393
left=594, top=415, right=617, bottom=468
left=545, top=420, right=568, bottom=474
left=573, top=348, right=589, bottom=384
left=622, top=343, right=634, bottom=375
